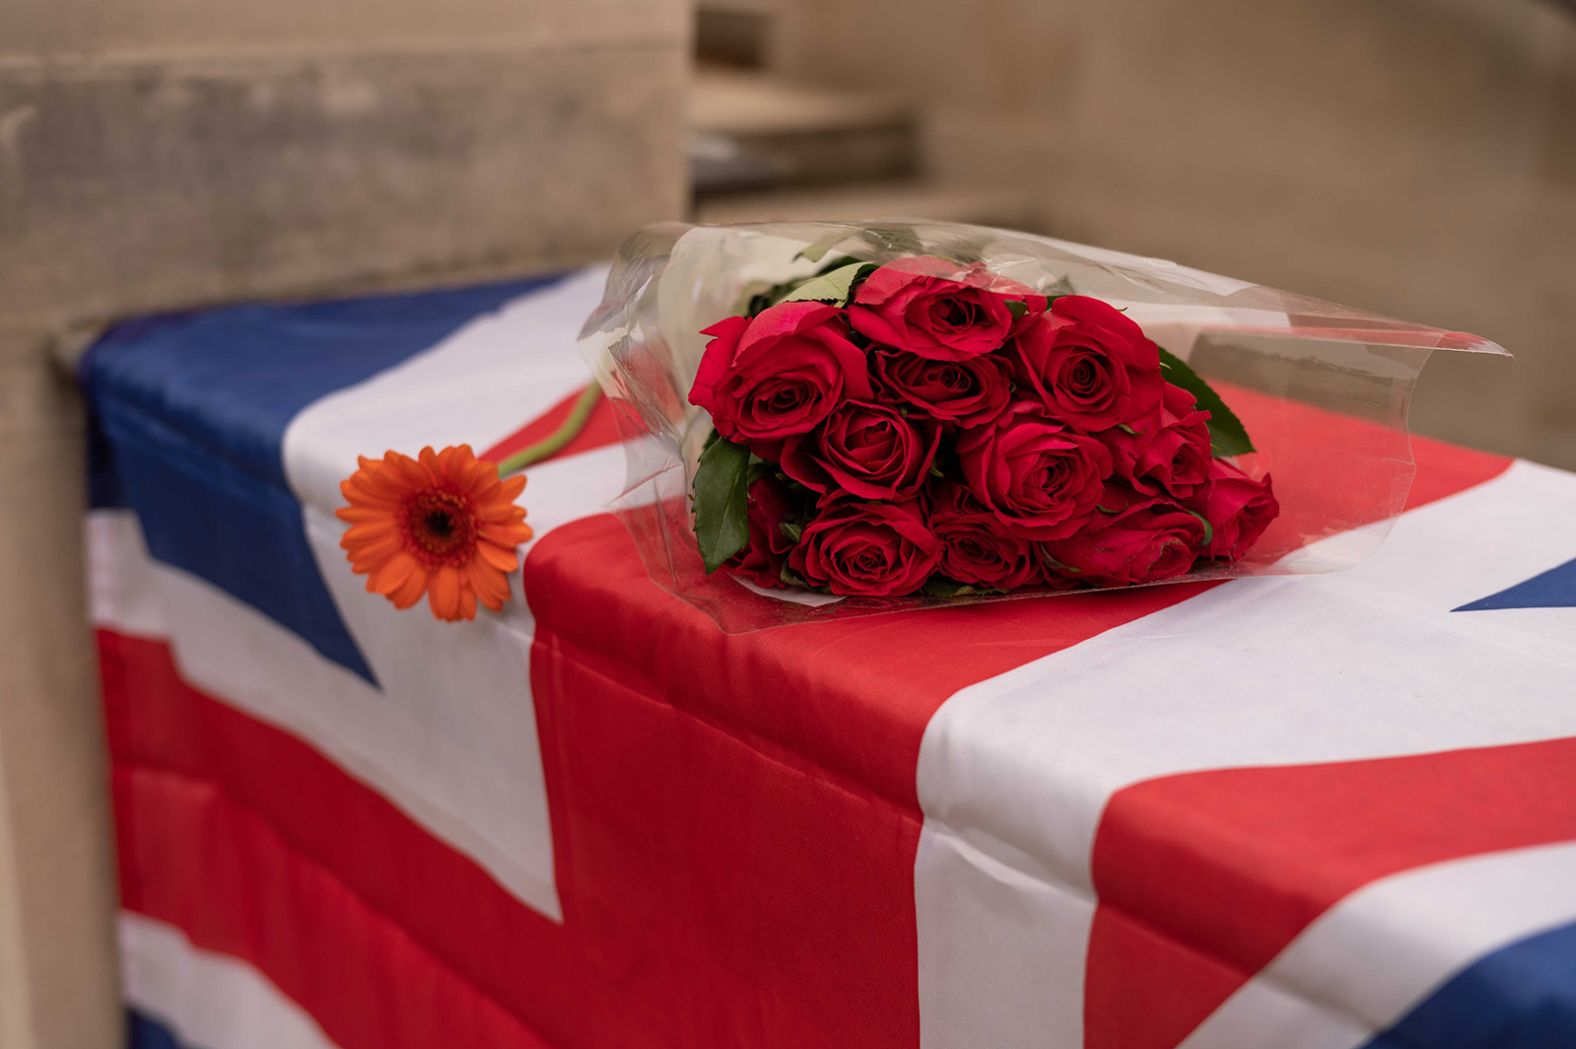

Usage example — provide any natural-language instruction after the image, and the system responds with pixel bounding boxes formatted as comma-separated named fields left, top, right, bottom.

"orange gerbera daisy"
left=337, top=445, right=533, bottom=622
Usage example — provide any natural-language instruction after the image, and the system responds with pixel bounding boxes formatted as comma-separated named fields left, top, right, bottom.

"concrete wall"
left=774, top=0, right=1576, bottom=468
left=0, top=4, right=689, bottom=1047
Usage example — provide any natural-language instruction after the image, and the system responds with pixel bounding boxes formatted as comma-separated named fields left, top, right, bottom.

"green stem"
left=496, top=384, right=603, bottom=475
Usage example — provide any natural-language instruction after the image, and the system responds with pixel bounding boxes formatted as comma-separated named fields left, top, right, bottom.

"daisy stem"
left=496, top=383, right=604, bottom=476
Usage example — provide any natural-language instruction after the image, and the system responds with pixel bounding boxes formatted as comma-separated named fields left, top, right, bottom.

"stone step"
left=692, top=179, right=1037, bottom=229
left=690, top=68, right=918, bottom=193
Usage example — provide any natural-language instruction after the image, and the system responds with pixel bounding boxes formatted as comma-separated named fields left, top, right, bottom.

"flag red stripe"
left=1085, top=724, right=1576, bottom=1048
left=115, top=764, right=554, bottom=1049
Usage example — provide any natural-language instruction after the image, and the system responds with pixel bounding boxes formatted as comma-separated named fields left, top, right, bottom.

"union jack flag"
left=85, top=267, right=1576, bottom=1049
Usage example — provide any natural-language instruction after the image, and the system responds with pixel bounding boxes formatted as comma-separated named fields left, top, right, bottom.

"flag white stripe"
left=121, top=912, right=340, bottom=1049
left=281, top=265, right=611, bottom=516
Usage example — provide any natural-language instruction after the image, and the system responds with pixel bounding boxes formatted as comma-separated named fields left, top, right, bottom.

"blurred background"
left=3, top=0, right=1572, bottom=465
left=690, top=0, right=1576, bottom=467
left=0, top=2, right=1572, bottom=1045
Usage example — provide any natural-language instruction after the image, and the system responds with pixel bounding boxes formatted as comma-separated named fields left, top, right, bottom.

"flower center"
left=401, top=488, right=478, bottom=567
left=937, top=299, right=981, bottom=329
left=1062, top=354, right=1109, bottom=399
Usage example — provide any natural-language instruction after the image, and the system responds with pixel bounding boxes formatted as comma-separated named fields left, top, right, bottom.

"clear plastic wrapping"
left=579, top=220, right=1507, bottom=632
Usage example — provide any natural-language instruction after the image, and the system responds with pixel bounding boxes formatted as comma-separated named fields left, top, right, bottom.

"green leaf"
left=779, top=563, right=812, bottom=589
left=1156, top=346, right=1255, bottom=457
left=1005, top=300, right=1028, bottom=319
left=692, top=436, right=752, bottom=573
left=1116, top=423, right=1137, bottom=436
left=1187, top=509, right=1215, bottom=548
left=923, top=578, right=979, bottom=598
left=778, top=521, right=803, bottom=543
left=778, top=262, right=876, bottom=307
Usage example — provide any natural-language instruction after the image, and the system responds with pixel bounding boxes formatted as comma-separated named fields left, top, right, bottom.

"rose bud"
left=871, top=347, right=1013, bottom=427
left=1012, top=295, right=1164, bottom=431
left=788, top=496, right=942, bottom=597
left=848, top=256, right=1046, bottom=361
left=1103, top=382, right=1214, bottom=499
left=689, top=302, right=874, bottom=446
left=777, top=401, right=940, bottom=501
left=1044, top=496, right=1206, bottom=586
left=955, top=401, right=1114, bottom=541
left=1188, top=460, right=1279, bottom=561
left=727, top=475, right=800, bottom=588
left=927, top=482, right=1045, bottom=590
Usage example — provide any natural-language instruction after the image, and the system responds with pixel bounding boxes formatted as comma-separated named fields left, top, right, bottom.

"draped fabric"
left=85, top=268, right=1576, bottom=1049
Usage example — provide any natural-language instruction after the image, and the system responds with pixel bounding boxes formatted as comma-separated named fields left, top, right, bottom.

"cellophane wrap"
left=578, top=220, right=1506, bottom=633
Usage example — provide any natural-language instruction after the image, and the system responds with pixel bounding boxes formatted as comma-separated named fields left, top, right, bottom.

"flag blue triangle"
left=1453, top=556, right=1576, bottom=612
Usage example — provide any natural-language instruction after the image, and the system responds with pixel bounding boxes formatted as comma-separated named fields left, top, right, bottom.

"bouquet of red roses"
left=685, top=255, right=1278, bottom=598
left=580, top=220, right=1500, bottom=630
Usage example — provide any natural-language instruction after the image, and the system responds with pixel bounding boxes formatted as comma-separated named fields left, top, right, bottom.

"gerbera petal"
left=368, top=552, right=418, bottom=595
left=343, top=521, right=397, bottom=543
left=480, top=522, right=534, bottom=546
left=364, top=457, right=408, bottom=485
left=344, top=476, right=402, bottom=507
left=397, top=456, right=434, bottom=491
left=459, top=457, right=498, bottom=496
left=428, top=565, right=462, bottom=621
left=343, top=533, right=403, bottom=562
left=437, top=444, right=474, bottom=482
left=336, top=505, right=392, bottom=524
left=477, top=541, right=518, bottom=572
left=459, top=586, right=478, bottom=621
left=476, top=500, right=525, bottom=523
left=340, top=478, right=382, bottom=507
left=467, top=558, right=510, bottom=607
left=388, top=570, right=427, bottom=609
left=342, top=524, right=400, bottom=549
left=499, top=474, right=527, bottom=501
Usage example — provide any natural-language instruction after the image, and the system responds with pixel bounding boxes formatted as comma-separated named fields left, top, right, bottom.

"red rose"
left=928, top=482, right=1044, bottom=590
left=1188, top=460, right=1279, bottom=561
left=1012, top=295, right=1163, bottom=431
left=689, top=302, right=874, bottom=444
left=1103, top=382, right=1213, bottom=498
left=848, top=256, right=1046, bottom=361
left=871, top=347, right=1013, bottom=426
left=955, top=401, right=1113, bottom=540
left=788, top=496, right=941, bottom=597
left=778, top=401, right=940, bottom=501
left=1044, top=496, right=1205, bottom=585
left=728, top=476, right=798, bottom=588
